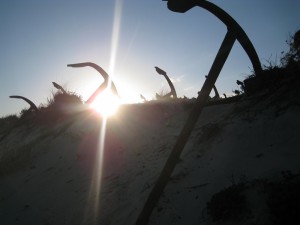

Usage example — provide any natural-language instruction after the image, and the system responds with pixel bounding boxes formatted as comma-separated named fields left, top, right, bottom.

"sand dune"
left=0, top=92, right=299, bottom=224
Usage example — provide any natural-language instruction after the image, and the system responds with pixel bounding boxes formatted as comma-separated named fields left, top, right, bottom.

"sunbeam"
left=86, top=0, right=123, bottom=224
left=109, top=0, right=122, bottom=76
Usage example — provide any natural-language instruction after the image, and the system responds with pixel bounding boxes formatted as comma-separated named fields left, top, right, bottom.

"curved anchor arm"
left=52, top=82, right=67, bottom=94
left=67, top=62, right=119, bottom=104
left=166, top=0, right=262, bottom=75
left=67, top=62, right=119, bottom=95
left=155, top=66, right=178, bottom=98
left=9, top=95, right=38, bottom=112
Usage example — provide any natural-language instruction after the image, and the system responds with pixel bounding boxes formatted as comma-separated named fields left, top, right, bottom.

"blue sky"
left=1, top=0, right=299, bottom=117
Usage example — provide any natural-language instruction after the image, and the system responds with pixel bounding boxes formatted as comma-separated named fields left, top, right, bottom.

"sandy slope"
left=0, top=96, right=299, bottom=225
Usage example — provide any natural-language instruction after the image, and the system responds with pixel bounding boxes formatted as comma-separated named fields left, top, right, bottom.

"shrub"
left=46, top=91, right=83, bottom=108
left=281, top=30, right=300, bottom=67
left=243, top=30, right=300, bottom=96
left=35, top=91, right=84, bottom=125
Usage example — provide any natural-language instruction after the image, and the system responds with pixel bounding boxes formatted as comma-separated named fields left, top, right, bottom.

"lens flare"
left=90, top=89, right=120, bottom=116
left=85, top=1, right=123, bottom=224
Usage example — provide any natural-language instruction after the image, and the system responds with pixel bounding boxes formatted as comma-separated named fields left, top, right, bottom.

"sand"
left=0, top=97, right=299, bottom=225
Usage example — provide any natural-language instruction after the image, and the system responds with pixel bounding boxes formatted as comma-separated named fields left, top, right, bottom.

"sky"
left=0, top=0, right=299, bottom=117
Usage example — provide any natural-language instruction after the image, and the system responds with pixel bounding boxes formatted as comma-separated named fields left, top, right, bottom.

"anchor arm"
left=86, top=82, right=107, bottom=104
left=9, top=95, right=38, bottom=112
left=166, top=0, right=262, bottom=75
left=52, top=82, right=67, bottom=94
left=155, top=67, right=178, bottom=98
left=67, top=62, right=119, bottom=96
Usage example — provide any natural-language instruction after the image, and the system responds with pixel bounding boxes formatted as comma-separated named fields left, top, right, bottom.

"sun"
left=89, top=89, right=121, bottom=116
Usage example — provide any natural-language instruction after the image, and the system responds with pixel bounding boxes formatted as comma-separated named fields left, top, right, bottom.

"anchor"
left=135, top=1, right=262, bottom=224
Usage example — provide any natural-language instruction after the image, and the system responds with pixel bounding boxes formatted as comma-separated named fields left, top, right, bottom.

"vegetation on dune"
left=1, top=90, right=85, bottom=128
left=244, top=30, right=300, bottom=96
left=281, top=30, right=300, bottom=68
left=35, top=91, right=85, bottom=125
left=46, top=90, right=83, bottom=108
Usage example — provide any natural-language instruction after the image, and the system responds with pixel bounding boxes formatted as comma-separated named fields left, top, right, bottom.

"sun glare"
left=90, top=89, right=121, bottom=116
left=86, top=1, right=123, bottom=223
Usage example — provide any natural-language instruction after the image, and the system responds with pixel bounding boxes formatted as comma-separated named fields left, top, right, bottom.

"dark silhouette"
left=67, top=62, right=119, bottom=104
left=135, top=1, right=262, bottom=224
left=52, top=82, right=67, bottom=94
left=9, top=95, right=38, bottom=112
left=166, top=0, right=262, bottom=76
left=206, top=75, right=219, bottom=98
left=234, top=90, right=241, bottom=95
left=223, top=93, right=227, bottom=98
left=140, top=94, right=147, bottom=102
left=155, top=67, right=177, bottom=99
left=236, top=80, right=245, bottom=92
left=294, top=30, right=300, bottom=50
